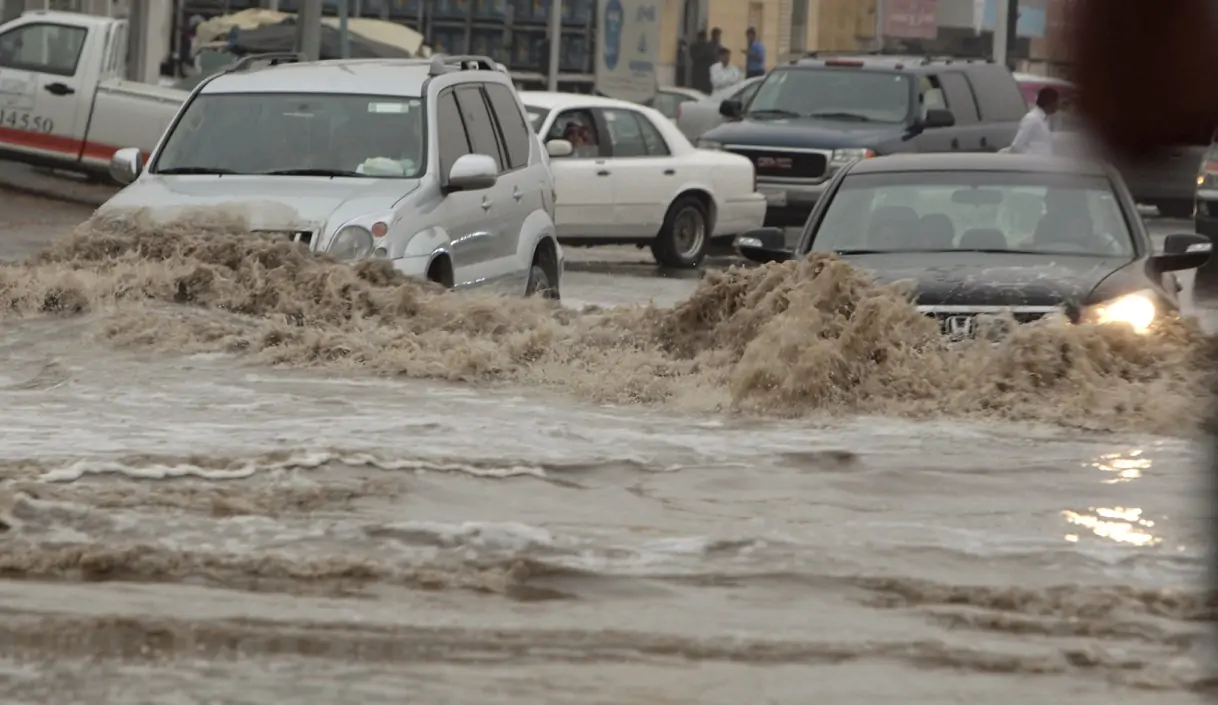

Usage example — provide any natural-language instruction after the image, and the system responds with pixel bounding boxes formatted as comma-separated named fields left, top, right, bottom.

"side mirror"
left=109, top=147, right=143, bottom=185
left=1155, top=232, right=1212, bottom=271
left=922, top=108, right=955, bottom=129
left=545, top=138, right=573, bottom=158
left=445, top=153, right=498, bottom=193
left=719, top=99, right=743, bottom=119
left=734, top=227, right=793, bottom=264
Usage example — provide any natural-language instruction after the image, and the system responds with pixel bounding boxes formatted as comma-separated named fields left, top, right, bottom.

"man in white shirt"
left=1008, top=87, right=1060, bottom=155
left=710, top=47, right=742, bottom=92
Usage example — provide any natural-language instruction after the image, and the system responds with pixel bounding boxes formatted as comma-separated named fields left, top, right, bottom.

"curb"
left=0, top=178, right=108, bottom=208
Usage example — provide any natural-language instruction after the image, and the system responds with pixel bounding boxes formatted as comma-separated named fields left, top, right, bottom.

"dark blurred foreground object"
left=1069, top=0, right=1218, bottom=158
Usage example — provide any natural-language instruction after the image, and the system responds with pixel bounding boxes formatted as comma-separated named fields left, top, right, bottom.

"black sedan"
left=735, top=153, right=1212, bottom=338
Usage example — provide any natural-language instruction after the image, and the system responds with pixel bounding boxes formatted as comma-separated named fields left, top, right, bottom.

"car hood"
left=701, top=117, right=904, bottom=149
left=99, top=175, right=419, bottom=235
left=841, top=252, right=1129, bottom=307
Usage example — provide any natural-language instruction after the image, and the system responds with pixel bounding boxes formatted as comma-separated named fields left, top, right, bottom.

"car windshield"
left=153, top=93, right=426, bottom=178
left=809, top=171, right=1135, bottom=258
left=746, top=68, right=912, bottom=123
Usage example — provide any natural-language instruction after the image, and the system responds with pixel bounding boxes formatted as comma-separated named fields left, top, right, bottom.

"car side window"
left=649, top=93, right=679, bottom=119
left=484, top=83, right=531, bottom=171
left=0, top=23, right=87, bottom=77
left=918, top=75, right=947, bottom=121
left=601, top=109, right=649, bottom=157
left=937, top=72, right=980, bottom=124
left=454, top=85, right=504, bottom=171
left=635, top=112, right=670, bottom=156
left=545, top=108, right=603, bottom=158
left=436, top=90, right=471, bottom=179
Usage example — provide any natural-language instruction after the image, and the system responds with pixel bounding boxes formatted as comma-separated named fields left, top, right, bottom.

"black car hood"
left=840, top=252, right=1129, bottom=307
left=702, top=117, right=904, bottom=149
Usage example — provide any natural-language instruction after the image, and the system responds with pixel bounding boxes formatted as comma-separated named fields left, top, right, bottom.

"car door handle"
left=43, top=82, right=74, bottom=96
left=950, top=138, right=960, bottom=150
left=663, top=168, right=675, bottom=175
left=980, top=137, right=989, bottom=149
left=480, top=197, right=492, bottom=210
left=512, top=186, right=523, bottom=201
left=597, top=169, right=610, bottom=176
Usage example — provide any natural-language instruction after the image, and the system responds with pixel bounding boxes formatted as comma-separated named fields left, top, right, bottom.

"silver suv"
left=103, top=54, right=564, bottom=298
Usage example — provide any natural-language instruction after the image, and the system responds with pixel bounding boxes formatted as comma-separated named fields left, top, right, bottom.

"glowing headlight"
left=327, top=226, right=373, bottom=262
left=697, top=139, right=723, bottom=151
left=1082, top=290, right=1158, bottom=333
left=830, top=148, right=875, bottom=164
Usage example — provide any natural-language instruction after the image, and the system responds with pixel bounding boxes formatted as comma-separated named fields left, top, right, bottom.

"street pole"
left=547, top=0, right=560, bottom=91
left=299, top=0, right=321, bottom=61
left=1004, top=0, right=1019, bottom=69
left=339, top=0, right=350, bottom=58
left=874, top=0, right=884, bottom=51
left=991, top=0, right=1009, bottom=66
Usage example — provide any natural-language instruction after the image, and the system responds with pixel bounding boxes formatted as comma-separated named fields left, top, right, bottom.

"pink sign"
left=883, top=0, right=939, bottom=39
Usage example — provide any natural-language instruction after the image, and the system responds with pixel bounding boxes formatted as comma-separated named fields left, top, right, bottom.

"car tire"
left=651, top=196, right=709, bottom=269
left=1156, top=200, right=1194, bottom=219
left=525, top=263, right=559, bottom=300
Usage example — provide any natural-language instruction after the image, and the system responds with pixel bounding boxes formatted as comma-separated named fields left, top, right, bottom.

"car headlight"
left=697, top=139, right=722, bottom=151
left=327, top=225, right=374, bottom=262
left=1082, top=289, right=1158, bottom=333
left=830, top=148, right=875, bottom=164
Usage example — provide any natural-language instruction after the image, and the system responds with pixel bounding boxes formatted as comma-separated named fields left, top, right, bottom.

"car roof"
left=518, top=91, right=648, bottom=110
left=201, top=57, right=506, bottom=96
left=847, top=153, right=1110, bottom=176
left=789, top=54, right=997, bottom=73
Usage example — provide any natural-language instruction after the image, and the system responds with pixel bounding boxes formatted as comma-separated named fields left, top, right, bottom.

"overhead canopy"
left=225, top=20, right=413, bottom=60
left=195, top=9, right=429, bottom=57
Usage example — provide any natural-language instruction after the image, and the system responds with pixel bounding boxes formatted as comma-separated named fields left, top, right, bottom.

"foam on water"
left=0, top=207, right=1212, bottom=435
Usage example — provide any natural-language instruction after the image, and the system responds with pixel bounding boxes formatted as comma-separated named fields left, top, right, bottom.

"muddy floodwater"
left=0, top=198, right=1216, bottom=704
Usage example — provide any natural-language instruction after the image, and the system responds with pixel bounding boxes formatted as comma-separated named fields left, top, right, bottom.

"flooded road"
left=0, top=193, right=1215, bottom=704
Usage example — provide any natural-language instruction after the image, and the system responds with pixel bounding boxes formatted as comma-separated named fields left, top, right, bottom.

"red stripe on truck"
left=0, top=126, right=121, bottom=162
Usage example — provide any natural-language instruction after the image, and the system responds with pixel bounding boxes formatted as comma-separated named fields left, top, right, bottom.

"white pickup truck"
left=0, top=10, right=185, bottom=177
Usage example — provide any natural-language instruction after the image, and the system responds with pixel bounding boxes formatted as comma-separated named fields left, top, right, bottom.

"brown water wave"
left=1, top=208, right=1213, bottom=433
left=0, top=604, right=1211, bottom=692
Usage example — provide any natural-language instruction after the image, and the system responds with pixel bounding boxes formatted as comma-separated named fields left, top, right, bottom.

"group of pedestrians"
left=686, top=26, right=765, bottom=94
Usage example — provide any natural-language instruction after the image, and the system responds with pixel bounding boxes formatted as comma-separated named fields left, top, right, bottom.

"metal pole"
left=300, top=0, right=321, bottom=61
left=874, top=0, right=883, bottom=51
left=991, top=0, right=1009, bottom=66
left=339, top=0, right=349, bottom=58
left=265, top=0, right=279, bottom=10
left=1004, top=0, right=1018, bottom=69
left=547, top=0, right=560, bottom=91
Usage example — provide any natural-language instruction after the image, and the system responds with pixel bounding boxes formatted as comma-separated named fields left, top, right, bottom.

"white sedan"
left=521, top=91, right=766, bottom=268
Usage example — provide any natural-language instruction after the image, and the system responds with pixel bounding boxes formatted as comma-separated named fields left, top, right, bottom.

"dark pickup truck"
left=697, top=53, right=1028, bottom=227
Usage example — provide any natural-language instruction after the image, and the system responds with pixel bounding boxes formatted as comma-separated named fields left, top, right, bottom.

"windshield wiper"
left=746, top=108, right=802, bottom=119
left=807, top=111, right=872, bottom=122
left=833, top=249, right=887, bottom=255
left=156, top=167, right=238, bottom=175
left=258, top=168, right=365, bottom=177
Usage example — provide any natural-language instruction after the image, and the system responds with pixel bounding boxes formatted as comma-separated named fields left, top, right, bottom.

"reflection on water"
left=1062, top=506, right=1161, bottom=547
left=1088, top=448, right=1151, bottom=484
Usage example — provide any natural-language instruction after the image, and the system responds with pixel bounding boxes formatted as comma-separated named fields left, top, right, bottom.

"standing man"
left=688, top=30, right=716, bottom=94
left=742, top=26, right=765, bottom=79
left=1008, top=87, right=1059, bottom=155
left=710, top=46, right=741, bottom=92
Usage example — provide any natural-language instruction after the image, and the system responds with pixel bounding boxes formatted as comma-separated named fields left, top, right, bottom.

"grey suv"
left=104, top=53, right=564, bottom=298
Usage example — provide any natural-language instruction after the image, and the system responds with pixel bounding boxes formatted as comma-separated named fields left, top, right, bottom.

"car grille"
left=725, top=148, right=827, bottom=180
left=252, top=230, right=314, bottom=247
left=918, top=307, right=1061, bottom=340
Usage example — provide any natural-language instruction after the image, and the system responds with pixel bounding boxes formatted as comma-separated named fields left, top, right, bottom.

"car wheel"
left=1156, top=200, right=1194, bottom=219
left=525, top=263, right=559, bottom=300
left=651, top=196, right=709, bottom=269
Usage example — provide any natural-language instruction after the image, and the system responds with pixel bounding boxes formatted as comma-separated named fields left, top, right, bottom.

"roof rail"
left=428, top=54, right=502, bottom=76
left=227, top=52, right=308, bottom=73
